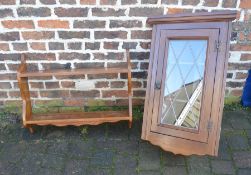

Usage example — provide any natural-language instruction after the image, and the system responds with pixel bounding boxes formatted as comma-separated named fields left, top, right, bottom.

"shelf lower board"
left=24, top=111, right=131, bottom=126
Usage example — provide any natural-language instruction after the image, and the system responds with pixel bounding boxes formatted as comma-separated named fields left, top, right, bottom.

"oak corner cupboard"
left=141, top=11, right=237, bottom=156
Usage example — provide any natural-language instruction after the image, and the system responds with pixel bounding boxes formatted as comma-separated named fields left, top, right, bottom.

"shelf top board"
left=18, top=67, right=129, bottom=77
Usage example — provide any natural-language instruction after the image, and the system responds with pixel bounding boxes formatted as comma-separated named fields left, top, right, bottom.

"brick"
left=93, top=52, right=124, bottom=60
left=12, top=43, right=28, bottom=51
left=95, top=81, right=109, bottom=88
left=87, top=74, right=118, bottom=79
left=26, top=53, right=56, bottom=61
left=228, top=63, right=251, bottom=70
left=0, top=92, right=8, bottom=98
left=85, top=42, right=100, bottom=50
left=30, top=82, right=44, bottom=89
left=0, top=64, right=6, bottom=71
left=161, top=0, right=178, bottom=4
left=73, top=20, right=106, bottom=29
left=131, top=30, right=152, bottom=39
left=140, top=42, right=151, bottom=49
left=121, top=0, right=137, bottom=5
left=226, top=81, right=244, bottom=88
left=22, top=31, right=54, bottom=40
left=71, top=90, right=100, bottom=98
left=0, top=82, right=11, bottom=89
left=129, top=7, right=163, bottom=17
left=0, top=9, right=13, bottom=18
left=0, top=73, right=16, bottom=80
left=38, top=20, right=69, bottom=29
left=122, top=42, right=138, bottom=49
left=17, top=7, right=51, bottom=17
left=110, top=20, right=142, bottom=28
left=0, top=32, right=19, bottom=41
left=231, top=44, right=251, bottom=51
left=61, top=81, right=75, bottom=88
left=130, top=52, right=150, bottom=60
left=80, top=0, right=96, bottom=4
left=247, top=33, right=251, bottom=40
left=55, top=7, right=88, bottom=17
left=30, top=42, right=46, bottom=51
left=0, top=43, right=9, bottom=51
left=132, top=71, right=147, bottom=79
left=68, top=42, right=82, bottom=50
left=59, top=0, right=76, bottom=4
left=227, top=73, right=233, bottom=78
left=42, top=63, right=71, bottom=70
left=183, top=0, right=199, bottom=5
left=20, top=0, right=36, bottom=4
left=40, top=90, right=70, bottom=98
left=0, top=0, right=15, bottom=5
left=102, top=90, right=128, bottom=98
left=241, top=54, right=251, bottom=61
left=223, top=0, right=237, bottom=8
left=240, top=0, right=251, bottom=8
left=0, top=54, right=20, bottom=61
left=132, top=81, right=142, bottom=88
left=95, top=31, right=127, bottom=39
left=59, top=53, right=90, bottom=60
left=111, top=81, right=125, bottom=88
left=45, top=82, right=60, bottom=89
left=239, top=32, right=246, bottom=41
left=64, top=99, right=84, bottom=106
left=74, top=62, right=104, bottom=69
left=230, top=89, right=242, bottom=96
left=49, top=42, right=64, bottom=50
left=236, top=72, right=247, bottom=79
left=140, top=62, right=149, bottom=70
left=100, top=0, right=116, bottom=5
left=103, top=42, right=119, bottom=50
left=9, top=91, right=21, bottom=98
left=40, top=0, right=56, bottom=4
left=133, top=90, right=146, bottom=97
left=203, top=0, right=219, bottom=6
left=92, top=8, right=125, bottom=17
left=2, top=20, right=34, bottom=29
left=231, top=32, right=237, bottom=41
left=142, top=0, right=158, bottom=4
left=58, top=31, right=90, bottom=39
left=167, top=8, right=190, bottom=14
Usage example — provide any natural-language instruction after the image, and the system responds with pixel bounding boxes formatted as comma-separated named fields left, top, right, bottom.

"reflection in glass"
left=161, top=40, right=207, bottom=130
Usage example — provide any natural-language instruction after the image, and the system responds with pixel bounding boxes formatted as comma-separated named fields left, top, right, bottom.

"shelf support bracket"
left=17, top=54, right=33, bottom=133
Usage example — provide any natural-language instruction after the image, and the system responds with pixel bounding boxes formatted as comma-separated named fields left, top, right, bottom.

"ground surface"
left=0, top=109, right=251, bottom=175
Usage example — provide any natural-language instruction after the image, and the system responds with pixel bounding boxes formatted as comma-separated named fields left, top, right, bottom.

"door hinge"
left=215, top=40, right=221, bottom=52
left=207, top=120, right=213, bottom=132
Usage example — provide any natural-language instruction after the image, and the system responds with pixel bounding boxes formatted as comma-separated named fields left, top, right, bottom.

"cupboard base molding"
left=17, top=50, right=133, bottom=133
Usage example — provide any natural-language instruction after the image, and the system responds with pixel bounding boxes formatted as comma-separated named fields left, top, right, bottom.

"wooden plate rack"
left=17, top=49, right=132, bottom=133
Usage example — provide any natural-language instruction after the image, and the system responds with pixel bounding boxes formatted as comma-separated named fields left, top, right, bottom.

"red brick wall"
left=0, top=0, right=250, bottom=107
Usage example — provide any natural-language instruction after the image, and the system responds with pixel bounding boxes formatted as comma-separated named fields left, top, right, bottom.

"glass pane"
left=160, top=40, right=207, bottom=130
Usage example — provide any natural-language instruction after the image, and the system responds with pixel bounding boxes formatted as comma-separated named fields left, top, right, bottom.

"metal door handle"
left=155, top=81, right=161, bottom=90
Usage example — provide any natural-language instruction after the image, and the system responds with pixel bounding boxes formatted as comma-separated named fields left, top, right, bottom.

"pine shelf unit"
left=17, top=50, right=133, bottom=133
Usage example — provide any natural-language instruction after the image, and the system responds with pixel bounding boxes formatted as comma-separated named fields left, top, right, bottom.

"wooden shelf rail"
left=17, top=49, right=133, bottom=133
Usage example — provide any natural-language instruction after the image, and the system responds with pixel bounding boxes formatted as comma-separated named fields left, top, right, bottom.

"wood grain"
left=141, top=11, right=236, bottom=156
left=17, top=50, right=133, bottom=133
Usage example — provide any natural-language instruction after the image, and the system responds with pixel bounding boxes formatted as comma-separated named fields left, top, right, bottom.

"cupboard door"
left=150, top=29, right=219, bottom=143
